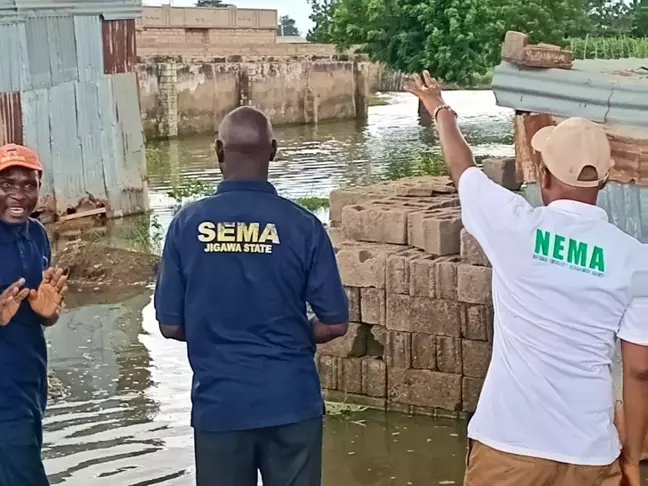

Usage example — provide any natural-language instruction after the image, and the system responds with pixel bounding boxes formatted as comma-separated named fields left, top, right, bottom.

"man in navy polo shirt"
left=155, top=106, right=349, bottom=486
left=0, top=143, right=68, bottom=486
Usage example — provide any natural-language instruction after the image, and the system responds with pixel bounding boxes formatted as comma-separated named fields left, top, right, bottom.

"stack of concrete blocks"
left=318, top=159, right=519, bottom=417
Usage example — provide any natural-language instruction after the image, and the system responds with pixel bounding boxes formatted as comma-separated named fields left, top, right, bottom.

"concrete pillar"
left=158, top=62, right=178, bottom=139
left=354, top=61, right=369, bottom=120
left=304, top=86, right=319, bottom=125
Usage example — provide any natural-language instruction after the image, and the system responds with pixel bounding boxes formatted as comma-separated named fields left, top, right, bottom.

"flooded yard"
left=44, top=91, right=500, bottom=485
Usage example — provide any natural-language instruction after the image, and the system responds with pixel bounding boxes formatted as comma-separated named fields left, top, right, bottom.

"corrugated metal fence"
left=0, top=6, right=147, bottom=219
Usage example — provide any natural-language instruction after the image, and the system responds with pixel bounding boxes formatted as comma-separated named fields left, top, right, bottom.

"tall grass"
left=567, top=36, right=648, bottom=60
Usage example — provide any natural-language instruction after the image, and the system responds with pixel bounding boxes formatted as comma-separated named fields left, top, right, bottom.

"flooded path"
left=44, top=91, right=506, bottom=484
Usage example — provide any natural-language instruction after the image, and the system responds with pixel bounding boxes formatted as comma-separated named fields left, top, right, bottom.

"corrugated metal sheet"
left=102, top=19, right=136, bottom=75
left=0, top=91, right=22, bottom=145
left=25, top=15, right=79, bottom=89
left=75, top=81, right=108, bottom=201
left=0, top=1, right=141, bottom=20
left=523, top=182, right=648, bottom=243
left=22, top=88, right=55, bottom=211
left=492, top=59, right=648, bottom=127
left=49, top=81, right=85, bottom=212
left=74, top=15, right=104, bottom=82
left=0, top=20, right=31, bottom=92
left=107, top=73, right=147, bottom=215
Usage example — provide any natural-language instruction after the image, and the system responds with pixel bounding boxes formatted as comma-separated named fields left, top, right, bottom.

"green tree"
left=632, top=0, right=648, bottom=36
left=196, top=0, right=226, bottom=6
left=581, top=0, right=635, bottom=36
left=277, top=15, right=301, bottom=36
left=307, top=0, right=338, bottom=43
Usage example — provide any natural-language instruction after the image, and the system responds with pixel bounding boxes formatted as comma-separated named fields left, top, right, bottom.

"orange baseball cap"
left=0, top=143, right=43, bottom=174
left=531, top=117, right=613, bottom=188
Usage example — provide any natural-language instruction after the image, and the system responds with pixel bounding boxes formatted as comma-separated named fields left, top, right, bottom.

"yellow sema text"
left=198, top=222, right=280, bottom=254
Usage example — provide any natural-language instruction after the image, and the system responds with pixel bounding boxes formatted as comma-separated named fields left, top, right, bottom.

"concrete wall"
left=139, top=59, right=372, bottom=139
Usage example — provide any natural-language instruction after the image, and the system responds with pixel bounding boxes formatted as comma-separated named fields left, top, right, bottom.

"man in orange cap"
left=0, top=143, right=68, bottom=485
left=407, top=72, right=648, bottom=486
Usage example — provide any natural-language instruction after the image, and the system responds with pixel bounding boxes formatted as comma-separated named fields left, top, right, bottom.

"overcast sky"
left=144, top=0, right=314, bottom=35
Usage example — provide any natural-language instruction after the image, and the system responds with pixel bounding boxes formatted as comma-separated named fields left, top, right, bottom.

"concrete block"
left=362, top=358, right=387, bottom=398
left=483, top=158, right=521, bottom=191
left=386, top=294, right=462, bottom=337
left=346, top=287, right=361, bottom=322
left=435, top=256, right=461, bottom=300
left=367, top=325, right=387, bottom=358
left=409, top=255, right=438, bottom=297
left=329, top=186, right=389, bottom=223
left=335, top=241, right=402, bottom=289
left=408, top=208, right=463, bottom=256
left=386, top=331, right=412, bottom=369
left=457, top=264, right=493, bottom=305
left=387, top=248, right=428, bottom=295
left=394, top=177, right=458, bottom=197
left=437, top=336, right=463, bottom=374
left=388, top=368, right=462, bottom=411
left=360, top=287, right=386, bottom=326
left=317, top=354, right=339, bottom=390
left=412, top=333, right=436, bottom=370
left=500, top=30, right=573, bottom=69
left=318, top=323, right=367, bottom=358
left=462, top=305, right=492, bottom=341
left=460, top=229, right=490, bottom=267
left=500, top=31, right=528, bottom=62
left=338, top=357, right=363, bottom=395
left=463, top=340, right=492, bottom=379
left=462, top=377, right=485, bottom=413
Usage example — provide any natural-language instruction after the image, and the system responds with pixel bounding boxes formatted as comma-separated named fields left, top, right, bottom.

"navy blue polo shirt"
left=0, top=218, right=50, bottom=445
left=154, top=179, right=348, bottom=432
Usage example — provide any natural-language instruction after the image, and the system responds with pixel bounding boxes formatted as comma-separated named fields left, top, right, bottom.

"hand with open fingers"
left=0, top=278, right=29, bottom=326
left=405, top=70, right=445, bottom=111
left=620, top=453, right=641, bottom=486
left=28, top=267, right=68, bottom=320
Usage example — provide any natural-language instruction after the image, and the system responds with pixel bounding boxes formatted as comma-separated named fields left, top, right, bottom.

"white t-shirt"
left=460, top=167, right=648, bottom=466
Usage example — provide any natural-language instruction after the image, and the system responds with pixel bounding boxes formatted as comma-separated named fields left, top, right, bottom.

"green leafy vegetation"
left=293, top=196, right=330, bottom=211
left=167, top=179, right=215, bottom=202
left=307, top=0, right=648, bottom=86
left=325, top=401, right=369, bottom=417
left=368, top=93, right=389, bottom=106
left=125, top=213, right=164, bottom=255
left=385, top=152, right=448, bottom=181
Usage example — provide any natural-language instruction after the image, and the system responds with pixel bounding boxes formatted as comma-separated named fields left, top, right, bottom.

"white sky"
left=144, top=0, right=314, bottom=35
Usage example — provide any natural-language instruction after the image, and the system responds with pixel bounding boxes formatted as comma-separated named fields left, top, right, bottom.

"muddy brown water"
left=44, top=92, right=641, bottom=485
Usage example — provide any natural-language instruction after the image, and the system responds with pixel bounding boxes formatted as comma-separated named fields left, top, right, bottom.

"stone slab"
left=457, top=264, right=493, bottom=305
left=386, top=294, right=462, bottom=337
left=318, top=323, right=367, bottom=358
left=388, top=368, right=462, bottom=411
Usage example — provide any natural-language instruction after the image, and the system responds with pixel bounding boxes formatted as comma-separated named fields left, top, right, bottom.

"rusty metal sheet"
left=0, top=91, right=22, bottom=145
left=0, top=20, right=31, bottom=91
left=22, top=88, right=55, bottom=212
left=74, top=15, right=104, bottom=82
left=102, top=19, right=136, bottom=75
left=49, top=81, right=85, bottom=213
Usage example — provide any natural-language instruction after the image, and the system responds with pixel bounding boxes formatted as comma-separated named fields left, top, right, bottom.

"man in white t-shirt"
left=407, top=71, right=648, bottom=486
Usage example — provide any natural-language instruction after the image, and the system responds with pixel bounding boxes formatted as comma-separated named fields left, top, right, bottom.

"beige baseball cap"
left=531, top=117, right=613, bottom=188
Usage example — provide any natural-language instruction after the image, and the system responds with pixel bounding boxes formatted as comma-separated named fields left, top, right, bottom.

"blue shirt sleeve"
left=154, top=218, right=185, bottom=327
left=305, top=221, right=348, bottom=325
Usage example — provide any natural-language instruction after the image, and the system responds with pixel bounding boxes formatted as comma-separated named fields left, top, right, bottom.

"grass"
left=167, top=178, right=215, bottom=202
left=325, top=401, right=369, bottom=417
left=293, top=196, right=330, bottom=211
left=385, top=152, right=448, bottom=181
left=368, top=92, right=390, bottom=106
left=124, top=213, right=164, bottom=255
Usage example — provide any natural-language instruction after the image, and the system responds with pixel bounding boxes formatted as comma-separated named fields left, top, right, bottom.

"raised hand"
left=405, top=70, right=445, bottom=111
left=0, top=278, right=29, bottom=326
left=28, top=267, right=68, bottom=320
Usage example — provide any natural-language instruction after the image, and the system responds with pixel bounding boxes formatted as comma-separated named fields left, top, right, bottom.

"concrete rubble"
left=318, top=160, right=514, bottom=417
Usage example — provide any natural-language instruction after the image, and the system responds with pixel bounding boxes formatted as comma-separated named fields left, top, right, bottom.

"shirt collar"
left=0, top=219, right=31, bottom=243
left=216, top=179, right=277, bottom=195
left=547, top=200, right=609, bottom=222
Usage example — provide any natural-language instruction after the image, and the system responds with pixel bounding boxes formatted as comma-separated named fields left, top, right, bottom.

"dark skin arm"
left=619, top=340, right=648, bottom=486
left=311, top=317, right=348, bottom=344
left=406, top=70, right=476, bottom=187
left=160, top=324, right=187, bottom=342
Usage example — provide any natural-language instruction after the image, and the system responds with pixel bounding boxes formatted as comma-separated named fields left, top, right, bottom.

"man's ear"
left=538, top=164, right=550, bottom=189
left=269, top=139, right=278, bottom=162
left=215, top=140, right=224, bottom=164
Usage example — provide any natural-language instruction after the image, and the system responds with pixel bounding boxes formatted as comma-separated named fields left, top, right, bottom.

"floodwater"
left=44, top=91, right=508, bottom=485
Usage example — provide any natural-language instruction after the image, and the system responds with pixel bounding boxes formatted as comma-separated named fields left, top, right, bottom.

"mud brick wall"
left=319, top=163, right=515, bottom=417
